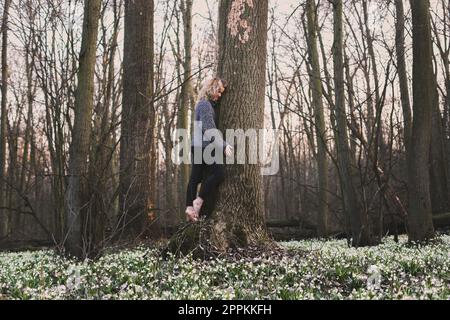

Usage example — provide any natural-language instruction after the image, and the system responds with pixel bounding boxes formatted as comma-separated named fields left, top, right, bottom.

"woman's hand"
left=225, top=145, right=234, bottom=157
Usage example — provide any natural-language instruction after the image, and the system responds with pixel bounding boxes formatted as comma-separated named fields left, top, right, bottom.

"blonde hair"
left=198, top=77, right=228, bottom=102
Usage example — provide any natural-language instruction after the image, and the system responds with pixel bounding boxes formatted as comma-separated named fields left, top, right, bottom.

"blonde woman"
left=185, top=77, right=234, bottom=222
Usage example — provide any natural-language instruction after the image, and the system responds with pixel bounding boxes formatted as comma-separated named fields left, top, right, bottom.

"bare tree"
left=88, top=0, right=123, bottom=253
left=305, top=0, right=329, bottom=237
left=202, top=0, right=273, bottom=251
left=0, top=0, right=12, bottom=239
left=395, top=0, right=412, bottom=153
left=333, top=0, right=373, bottom=246
left=177, top=0, right=195, bottom=220
left=66, top=0, right=102, bottom=258
left=167, top=0, right=274, bottom=256
left=407, top=0, right=435, bottom=242
left=119, top=0, right=157, bottom=239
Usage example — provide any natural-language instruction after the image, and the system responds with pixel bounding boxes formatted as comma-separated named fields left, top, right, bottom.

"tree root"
left=161, top=217, right=278, bottom=260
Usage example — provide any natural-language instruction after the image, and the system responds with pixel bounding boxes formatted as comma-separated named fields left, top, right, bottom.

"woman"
left=185, top=77, right=233, bottom=222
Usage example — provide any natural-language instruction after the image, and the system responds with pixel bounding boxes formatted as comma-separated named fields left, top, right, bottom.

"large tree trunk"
left=0, top=0, right=11, bottom=239
left=167, top=0, right=273, bottom=257
left=65, top=0, right=102, bottom=258
left=209, top=0, right=272, bottom=252
left=429, top=0, right=450, bottom=214
left=119, top=0, right=157, bottom=240
left=407, top=0, right=435, bottom=241
left=333, top=0, right=373, bottom=247
left=306, top=0, right=329, bottom=237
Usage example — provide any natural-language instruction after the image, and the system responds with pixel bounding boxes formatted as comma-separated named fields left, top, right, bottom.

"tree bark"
left=362, top=0, right=382, bottom=150
left=119, top=0, right=157, bottom=240
left=0, top=0, right=12, bottom=239
left=333, top=0, right=373, bottom=247
left=65, top=0, right=102, bottom=258
left=407, top=0, right=435, bottom=241
left=207, top=0, right=272, bottom=252
left=87, top=0, right=122, bottom=253
left=306, top=0, right=329, bottom=237
left=395, top=0, right=412, bottom=153
left=178, top=0, right=194, bottom=221
left=167, top=0, right=273, bottom=257
left=429, top=74, right=449, bottom=214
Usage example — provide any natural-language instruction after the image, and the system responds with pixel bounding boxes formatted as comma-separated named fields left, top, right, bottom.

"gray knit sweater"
left=191, top=98, right=228, bottom=150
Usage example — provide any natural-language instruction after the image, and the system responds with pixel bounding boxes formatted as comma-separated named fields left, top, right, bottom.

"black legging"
left=186, top=146, right=225, bottom=207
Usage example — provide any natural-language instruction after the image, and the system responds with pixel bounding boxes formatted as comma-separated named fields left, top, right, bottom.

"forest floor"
left=0, top=234, right=449, bottom=300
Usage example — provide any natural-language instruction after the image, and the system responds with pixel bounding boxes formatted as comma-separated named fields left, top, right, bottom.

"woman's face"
left=211, top=82, right=225, bottom=102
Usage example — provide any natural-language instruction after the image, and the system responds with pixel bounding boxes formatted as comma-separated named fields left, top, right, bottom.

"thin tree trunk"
left=0, top=0, right=12, bottom=239
left=344, top=50, right=358, bottom=162
left=306, top=0, right=329, bottom=237
left=333, top=0, right=373, bottom=247
left=178, top=0, right=194, bottom=221
left=362, top=0, right=384, bottom=154
left=65, top=0, right=102, bottom=258
left=395, top=0, right=412, bottom=153
left=87, top=0, right=122, bottom=252
left=20, top=39, right=36, bottom=209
